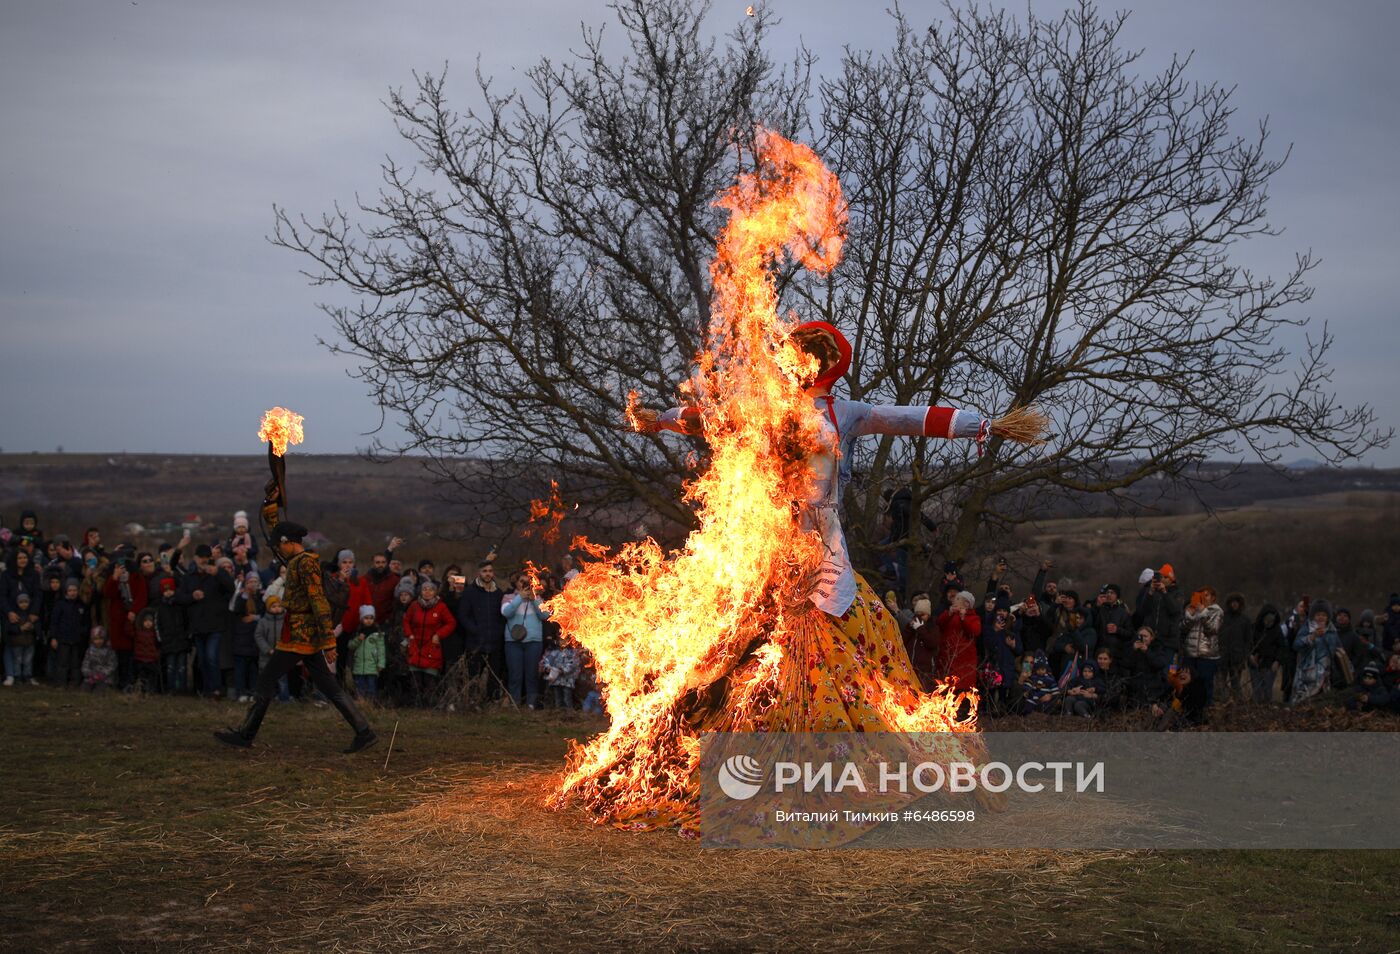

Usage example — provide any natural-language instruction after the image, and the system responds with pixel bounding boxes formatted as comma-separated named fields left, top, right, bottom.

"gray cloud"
left=2, top=0, right=1395, bottom=461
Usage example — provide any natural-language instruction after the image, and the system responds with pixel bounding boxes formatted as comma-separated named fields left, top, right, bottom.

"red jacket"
left=103, top=573, right=148, bottom=652
left=340, top=574, right=376, bottom=636
left=404, top=598, right=454, bottom=671
left=367, top=569, right=402, bottom=621
left=935, top=609, right=981, bottom=692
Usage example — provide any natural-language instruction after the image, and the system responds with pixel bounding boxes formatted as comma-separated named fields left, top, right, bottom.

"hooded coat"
left=1219, top=594, right=1250, bottom=668
left=404, top=596, right=454, bottom=671
left=1249, top=604, right=1286, bottom=669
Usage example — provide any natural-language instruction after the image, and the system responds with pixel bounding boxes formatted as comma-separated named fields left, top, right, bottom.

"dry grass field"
left=4, top=687, right=1399, bottom=952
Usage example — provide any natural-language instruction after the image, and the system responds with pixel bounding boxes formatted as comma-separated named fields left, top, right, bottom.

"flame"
left=257, top=407, right=305, bottom=457
left=525, top=480, right=567, bottom=545
left=547, top=130, right=970, bottom=827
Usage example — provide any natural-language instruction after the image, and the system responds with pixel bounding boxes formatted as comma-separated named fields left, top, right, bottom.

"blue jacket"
left=501, top=594, right=550, bottom=644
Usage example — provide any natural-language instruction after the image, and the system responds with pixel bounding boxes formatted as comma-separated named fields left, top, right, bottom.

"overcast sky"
left=2, top=1, right=1396, bottom=462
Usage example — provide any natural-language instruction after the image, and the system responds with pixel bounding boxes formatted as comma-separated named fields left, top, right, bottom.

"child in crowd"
left=1020, top=651, right=1059, bottom=714
left=1153, top=665, right=1208, bottom=730
left=1065, top=660, right=1105, bottom=718
left=3, top=592, right=41, bottom=686
left=230, top=575, right=264, bottom=704
left=574, top=648, right=603, bottom=714
left=82, top=626, right=117, bottom=691
left=350, top=605, right=386, bottom=701
left=1343, top=663, right=1397, bottom=712
left=254, top=595, right=290, bottom=702
left=131, top=608, right=162, bottom=693
left=48, top=579, right=88, bottom=688
left=154, top=578, right=190, bottom=693
left=542, top=636, right=581, bottom=710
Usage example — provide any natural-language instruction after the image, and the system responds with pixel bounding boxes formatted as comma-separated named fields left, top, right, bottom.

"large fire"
left=257, top=406, right=305, bottom=457
left=547, top=130, right=974, bottom=828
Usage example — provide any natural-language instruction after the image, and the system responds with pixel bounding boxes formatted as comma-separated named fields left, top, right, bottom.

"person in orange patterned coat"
left=214, top=491, right=376, bottom=752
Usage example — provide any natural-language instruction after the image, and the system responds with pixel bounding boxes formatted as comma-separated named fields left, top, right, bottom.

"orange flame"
left=257, top=407, right=305, bottom=457
left=547, top=130, right=969, bottom=826
left=525, top=480, right=567, bottom=545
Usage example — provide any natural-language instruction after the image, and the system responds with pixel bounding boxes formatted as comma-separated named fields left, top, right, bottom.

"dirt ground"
left=4, top=688, right=1398, bottom=952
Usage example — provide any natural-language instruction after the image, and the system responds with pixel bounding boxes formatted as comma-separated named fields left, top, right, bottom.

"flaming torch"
left=257, top=406, right=305, bottom=521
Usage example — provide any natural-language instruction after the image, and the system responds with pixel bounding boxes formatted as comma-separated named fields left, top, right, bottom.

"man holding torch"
left=215, top=409, right=377, bottom=753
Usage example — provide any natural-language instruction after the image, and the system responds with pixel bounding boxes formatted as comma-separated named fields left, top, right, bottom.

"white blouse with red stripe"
left=656, top=399, right=987, bottom=616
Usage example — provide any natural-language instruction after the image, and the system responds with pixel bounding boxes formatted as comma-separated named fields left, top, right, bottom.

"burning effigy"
left=547, top=129, right=1045, bottom=833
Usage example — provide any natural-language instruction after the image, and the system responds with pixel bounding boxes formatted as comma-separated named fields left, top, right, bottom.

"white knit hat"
left=1138, top=567, right=1155, bottom=585
left=359, top=604, right=376, bottom=620
left=233, top=510, right=249, bottom=530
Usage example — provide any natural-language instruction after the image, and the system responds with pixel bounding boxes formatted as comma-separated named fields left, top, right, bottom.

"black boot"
left=343, top=728, right=378, bottom=754
left=214, top=698, right=270, bottom=749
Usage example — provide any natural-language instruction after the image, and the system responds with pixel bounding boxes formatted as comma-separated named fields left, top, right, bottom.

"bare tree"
left=276, top=0, right=1387, bottom=570
left=275, top=0, right=808, bottom=541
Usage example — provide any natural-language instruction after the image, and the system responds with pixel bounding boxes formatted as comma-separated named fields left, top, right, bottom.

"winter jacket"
left=49, top=596, right=89, bottom=646
left=1053, top=622, right=1098, bottom=669
left=934, top=609, right=981, bottom=692
left=457, top=580, right=507, bottom=653
left=153, top=596, right=189, bottom=654
left=1249, top=605, right=1286, bottom=669
left=4, top=610, right=40, bottom=648
left=903, top=617, right=938, bottom=678
left=1015, top=611, right=1053, bottom=657
left=230, top=593, right=264, bottom=657
left=501, top=594, right=549, bottom=644
left=340, top=574, right=375, bottom=636
left=1066, top=671, right=1106, bottom=707
left=542, top=646, right=581, bottom=688
left=131, top=609, right=161, bottom=664
left=1134, top=588, right=1183, bottom=651
left=1182, top=603, right=1223, bottom=660
left=1125, top=640, right=1172, bottom=705
left=982, top=619, right=1022, bottom=684
left=254, top=612, right=283, bottom=660
left=1291, top=621, right=1339, bottom=704
left=178, top=564, right=235, bottom=635
left=101, top=571, right=148, bottom=652
left=1166, top=668, right=1209, bottom=726
left=1381, top=599, right=1400, bottom=653
left=365, top=567, right=402, bottom=621
left=2, top=561, right=42, bottom=618
left=404, top=597, right=454, bottom=671
left=1218, top=596, right=1251, bottom=667
left=1093, top=601, right=1133, bottom=660
left=350, top=628, right=387, bottom=676
left=82, top=644, right=117, bottom=681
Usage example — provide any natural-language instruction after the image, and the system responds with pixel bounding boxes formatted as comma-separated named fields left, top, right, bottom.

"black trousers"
left=467, top=648, right=507, bottom=699
left=50, top=643, right=83, bottom=686
left=240, top=650, right=370, bottom=740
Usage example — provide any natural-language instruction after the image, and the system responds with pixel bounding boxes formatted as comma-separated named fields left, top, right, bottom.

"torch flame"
left=548, top=130, right=971, bottom=828
left=257, top=407, right=305, bottom=457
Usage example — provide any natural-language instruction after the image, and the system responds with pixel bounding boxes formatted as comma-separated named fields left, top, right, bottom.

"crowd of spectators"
left=891, top=558, right=1400, bottom=728
left=5, top=506, right=1399, bottom=730
left=0, top=509, right=602, bottom=714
